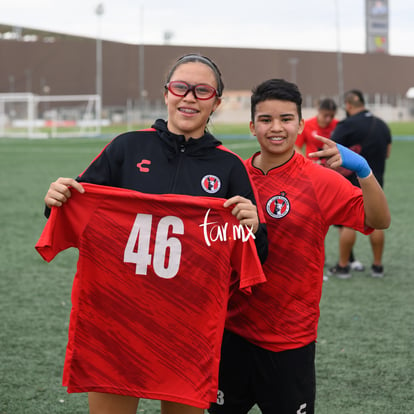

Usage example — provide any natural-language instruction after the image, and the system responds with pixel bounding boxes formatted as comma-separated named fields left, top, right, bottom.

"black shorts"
left=209, top=330, right=315, bottom=414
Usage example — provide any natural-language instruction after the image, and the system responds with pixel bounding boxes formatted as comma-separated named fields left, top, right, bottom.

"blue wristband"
left=337, top=144, right=371, bottom=178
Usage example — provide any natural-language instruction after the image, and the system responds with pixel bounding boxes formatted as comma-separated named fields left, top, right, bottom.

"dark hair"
left=251, top=79, right=302, bottom=122
left=318, top=98, right=337, bottom=112
left=344, top=89, right=365, bottom=106
left=165, top=53, right=224, bottom=97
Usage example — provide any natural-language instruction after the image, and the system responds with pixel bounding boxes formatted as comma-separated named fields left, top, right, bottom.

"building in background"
left=1, top=21, right=413, bottom=135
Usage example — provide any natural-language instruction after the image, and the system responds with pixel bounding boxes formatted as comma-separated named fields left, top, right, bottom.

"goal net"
left=0, top=93, right=102, bottom=138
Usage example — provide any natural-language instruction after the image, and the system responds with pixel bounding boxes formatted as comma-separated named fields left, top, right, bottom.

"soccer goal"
left=0, top=93, right=102, bottom=138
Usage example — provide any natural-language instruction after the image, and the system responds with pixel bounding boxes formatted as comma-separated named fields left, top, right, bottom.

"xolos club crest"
left=266, top=191, right=290, bottom=219
left=201, top=174, right=221, bottom=194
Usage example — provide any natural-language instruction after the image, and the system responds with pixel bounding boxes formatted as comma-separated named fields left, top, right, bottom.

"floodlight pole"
left=138, top=5, right=145, bottom=121
left=95, top=3, right=104, bottom=134
left=288, top=57, right=299, bottom=84
left=335, top=0, right=344, bottom=102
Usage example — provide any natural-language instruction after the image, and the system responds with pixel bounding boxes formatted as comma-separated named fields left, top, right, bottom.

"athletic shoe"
left=327, top=264, right=351, bottom=279
left=371, top=264, right=384, bottom=278
left=323, top=274, right=329, bottom=282
left=350, top=259, right=365, bottom=271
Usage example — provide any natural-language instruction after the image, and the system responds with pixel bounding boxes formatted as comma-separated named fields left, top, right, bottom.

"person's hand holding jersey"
left=44, top=177, right=85, bottom=208
left=224, top=196, right=259, bottom=234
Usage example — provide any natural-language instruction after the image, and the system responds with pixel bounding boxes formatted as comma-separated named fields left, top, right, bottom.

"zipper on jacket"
left=170, top=143, right=186, bottom=192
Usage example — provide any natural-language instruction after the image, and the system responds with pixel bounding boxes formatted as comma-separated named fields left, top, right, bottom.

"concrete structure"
left=1, top=24, right=413, bottom=123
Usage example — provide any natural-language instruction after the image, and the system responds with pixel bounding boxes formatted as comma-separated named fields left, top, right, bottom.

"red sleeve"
left=230, top=229, right=267, bottom=294
left=35, top=190, right=98, bottom=262
left=314, top=167, right=373, bottom=235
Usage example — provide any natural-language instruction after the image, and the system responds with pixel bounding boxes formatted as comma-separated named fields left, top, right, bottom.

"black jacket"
left=332, top=110, right=391, bottom=186
left=47, top=119, right=268, bottom=262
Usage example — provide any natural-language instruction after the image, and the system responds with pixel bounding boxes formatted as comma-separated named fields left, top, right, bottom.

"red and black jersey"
left=225, top=152, right=373, bottom=352
left=36, top=183, right=266, bottom=408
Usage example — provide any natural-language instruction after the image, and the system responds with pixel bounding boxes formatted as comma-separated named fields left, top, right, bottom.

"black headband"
left=175, top=54, right=223, bottom=96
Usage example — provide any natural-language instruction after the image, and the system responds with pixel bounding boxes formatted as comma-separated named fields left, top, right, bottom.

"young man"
left=328, top=89, right=392, bottom=278
left=209, top=79, right=390, bottom=414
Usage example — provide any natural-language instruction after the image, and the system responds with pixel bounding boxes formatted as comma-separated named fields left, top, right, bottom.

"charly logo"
left=136, top=159, right=151, bottom=172
left=266, top=191, right=290, bottom=219
left=201, top=174, right=221, bottom=194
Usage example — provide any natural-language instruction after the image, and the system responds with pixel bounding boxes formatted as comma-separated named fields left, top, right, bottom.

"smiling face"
left=317, top=108, right=336, bottom=128
left=164, top=61, right=221, bottom=140
left=250, top=99, right=304, bottom=168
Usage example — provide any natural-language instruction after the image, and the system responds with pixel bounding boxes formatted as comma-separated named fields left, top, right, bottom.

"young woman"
left=41, top=53, right=267, bottom=414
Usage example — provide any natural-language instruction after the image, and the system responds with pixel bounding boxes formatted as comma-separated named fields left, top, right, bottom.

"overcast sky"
left=1, top=0, right=413, bottom=56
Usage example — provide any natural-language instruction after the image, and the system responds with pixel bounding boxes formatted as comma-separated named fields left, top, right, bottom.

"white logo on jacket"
left=201, top=174, right=221, bottom=194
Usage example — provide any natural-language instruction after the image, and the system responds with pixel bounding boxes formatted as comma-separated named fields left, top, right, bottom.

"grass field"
left=0, top=132, right=413, bottom=413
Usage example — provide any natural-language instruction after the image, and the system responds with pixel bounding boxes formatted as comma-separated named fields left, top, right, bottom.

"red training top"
left=36, top=183, right=266, bottom=408
left=225, top=152, right=372, bottom=352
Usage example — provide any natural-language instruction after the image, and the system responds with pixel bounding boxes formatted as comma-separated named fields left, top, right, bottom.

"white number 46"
left=123, top=214, right=184, bottom=279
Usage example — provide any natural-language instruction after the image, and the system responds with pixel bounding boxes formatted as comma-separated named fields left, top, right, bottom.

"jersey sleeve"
left=230, top=232, right=267, bottom=295
left=35, top=190, right=98, bottom=262
left=314, top=167, right=373, bottom=234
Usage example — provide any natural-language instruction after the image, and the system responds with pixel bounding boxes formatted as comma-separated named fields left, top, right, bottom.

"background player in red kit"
left=295, top=97, right=338, bottom=160
left=209, top=79, right=390, bottom=414
left=41, top=54, right=267, bottom=414
left=295, top=97, right=364, bottom=275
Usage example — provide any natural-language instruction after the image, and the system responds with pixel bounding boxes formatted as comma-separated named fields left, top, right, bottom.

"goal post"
left=0, top=93, right=102, bottom=138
